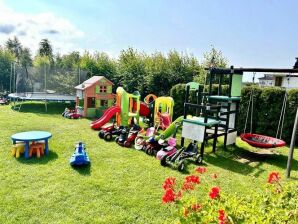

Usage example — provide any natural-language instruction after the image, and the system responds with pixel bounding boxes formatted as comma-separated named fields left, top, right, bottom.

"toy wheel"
left=104, top=133, right=113, bottom=141
left=160, top=155, right=168, bottom=166
left=145, top=146, right=152, bottom=155
left=124, top=141, right=131, bottom=147
left=98, top=131, right=105, bottom=139
left=177, top=160, right=185, bottom=171
left=115, top=137, right=119, bottom=143
left=195, top=155, right=203, bottom=164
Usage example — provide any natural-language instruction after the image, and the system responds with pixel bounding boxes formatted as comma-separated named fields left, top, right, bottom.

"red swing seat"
left=240, top=133, right=286, bottom=148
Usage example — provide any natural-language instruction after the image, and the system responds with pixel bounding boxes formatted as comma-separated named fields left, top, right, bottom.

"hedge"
left=170, top=84, right=298, bottom=145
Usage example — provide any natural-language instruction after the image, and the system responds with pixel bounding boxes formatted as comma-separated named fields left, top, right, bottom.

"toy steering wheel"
left=144, top=94, right=157, bottom=105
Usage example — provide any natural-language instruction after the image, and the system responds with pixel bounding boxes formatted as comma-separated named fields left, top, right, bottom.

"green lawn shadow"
left=16, top=151, right=58, bottom=164
left=71, top=164, right=91, bottom=176
left=10, top=101, right=75, bottom=115
left=205, top=143, right=298, bottom=177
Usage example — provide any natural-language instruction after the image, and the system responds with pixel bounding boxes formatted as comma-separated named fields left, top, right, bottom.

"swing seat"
left=240, top=133, right=286, bottom=148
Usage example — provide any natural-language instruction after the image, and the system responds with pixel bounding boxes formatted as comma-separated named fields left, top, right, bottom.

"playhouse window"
left=100, top=86, right=107, bottom=93
left=100, top=100, right=108, bottom=107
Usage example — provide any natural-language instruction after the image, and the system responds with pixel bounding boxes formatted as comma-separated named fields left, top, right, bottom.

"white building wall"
left=281, top=77, right=298, bottom=89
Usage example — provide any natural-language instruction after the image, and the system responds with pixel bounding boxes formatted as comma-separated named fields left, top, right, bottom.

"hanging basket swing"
left=240, top=73, right=288, bottom=149
left=240, top=133, right=286, bottom=148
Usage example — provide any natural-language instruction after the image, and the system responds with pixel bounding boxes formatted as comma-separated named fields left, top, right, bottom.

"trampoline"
left=9, top=92, right=75, bottom=102
left=9, top=92, right=76, bottom=112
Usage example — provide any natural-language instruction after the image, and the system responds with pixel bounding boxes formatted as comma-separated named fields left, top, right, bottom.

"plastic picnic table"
left=11, top=131, right=52, bottom=159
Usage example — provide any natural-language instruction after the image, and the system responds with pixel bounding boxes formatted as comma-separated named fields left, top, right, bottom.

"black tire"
left=98, top=131, right=105, bottom=139
left=115, top=136, right=119, bottom=143
left=146, top=146, right=153, bottom=155
left=195, top=155, right=203, bottom=164
left=104, top=133, right=113, bottom=141
left=160, top=155, right=168, bottom=166
left=177, top=160, right=185, bottom=171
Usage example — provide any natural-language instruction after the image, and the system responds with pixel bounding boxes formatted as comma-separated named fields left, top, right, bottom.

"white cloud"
left=0, top=1, right=84, bottom=55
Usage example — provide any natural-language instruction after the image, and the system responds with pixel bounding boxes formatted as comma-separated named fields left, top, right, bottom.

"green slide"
left=156, top=116, right=183, bottom=140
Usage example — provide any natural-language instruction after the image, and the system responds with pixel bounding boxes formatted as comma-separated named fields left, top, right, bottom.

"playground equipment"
left=206, top=66, right=298, bottom=149
left=75, top=76, right=115, bottom=118
left=91, top=87, right=150, bottom=130
left=69, top=142, right=90, bottom=166
left=91, top=106, right=121, bottom=129
left=154, top=97, right=174, bottom=130
left=180, top=82, right=221, bottom=163
left=239, top=73, right=286, bottom=148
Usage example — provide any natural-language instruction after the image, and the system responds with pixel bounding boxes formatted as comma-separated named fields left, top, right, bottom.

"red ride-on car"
left=99, top=125, right=125, bottom=141
left=117, top=125, right=141, bottom=147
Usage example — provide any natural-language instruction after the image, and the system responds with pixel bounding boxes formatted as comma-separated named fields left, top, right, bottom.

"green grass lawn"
left=0, top=102, right=297, bottom=223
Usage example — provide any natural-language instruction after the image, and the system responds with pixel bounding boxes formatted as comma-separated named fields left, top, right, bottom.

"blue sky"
left=0, top=0, right=298, bottom=81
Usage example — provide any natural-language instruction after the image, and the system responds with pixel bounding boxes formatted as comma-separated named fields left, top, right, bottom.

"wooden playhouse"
left=75, top=76, right=115, bottom=118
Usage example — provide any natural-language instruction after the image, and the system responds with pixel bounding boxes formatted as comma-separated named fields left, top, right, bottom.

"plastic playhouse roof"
left=75, top=76, right=114, bottom=90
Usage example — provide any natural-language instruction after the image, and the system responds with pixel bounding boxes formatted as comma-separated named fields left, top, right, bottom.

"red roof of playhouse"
left=75, top=76, right=114, bottom=90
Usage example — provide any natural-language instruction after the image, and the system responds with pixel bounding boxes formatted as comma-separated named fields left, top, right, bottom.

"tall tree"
left=19, top=47, right=33, bottom=81
left=0, top=47, right=14, bottom=92
left=194, top=47, right=228, bottom=84
left=5, top=36, right=22, bottom=61
left=38, top=39, right=53, bottom=61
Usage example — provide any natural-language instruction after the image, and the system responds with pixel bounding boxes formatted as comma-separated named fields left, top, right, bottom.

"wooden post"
left=286, top=107, right=298, bottom=178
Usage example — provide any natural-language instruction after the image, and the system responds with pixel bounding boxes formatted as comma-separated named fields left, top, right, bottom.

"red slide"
left=132, top=101, right=150, bottom=117
left=90, top=106, right=121, bottom=130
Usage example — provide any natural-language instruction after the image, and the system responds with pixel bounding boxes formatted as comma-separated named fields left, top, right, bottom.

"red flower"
left=185, top=175, right=200, bottom=184
left=162, top=188, right=176, bottom=203
left=183, top=207, right=189, bottom=217
left=209, top=186, right=220, bottom=200
left=195, top=166, right=207, bottom=174
left=181, top=175, right=200, bottom=191
left=268, top=172, right=281, bottom=184
left=211, top=173, right=218, bottom=179
left=218, top=209, right=226, bottom=224
left=191, top=203, right=202, bottom=211
left=163, top=177, right=176, bottom=190
left=182, top=182, right=195, bottom=191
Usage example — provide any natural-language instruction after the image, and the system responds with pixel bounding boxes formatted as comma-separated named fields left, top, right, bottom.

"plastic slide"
left=90, top=106, right=121, bottom=130
left=156, top=116, right=183, bottom=140
left=133, top=101, right=150, bottom=117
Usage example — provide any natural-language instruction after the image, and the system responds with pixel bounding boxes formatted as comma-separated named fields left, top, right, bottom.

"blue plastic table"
left=11, top=131, right=52, bottom=159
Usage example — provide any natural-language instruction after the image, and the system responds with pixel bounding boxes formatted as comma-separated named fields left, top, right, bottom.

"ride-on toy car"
left=115, top=127, right=128, bottom=145
left=100, top=125, right=126, bottom=141
left=62, top=108, right=82, bottom=119
left=122, top=125, right=141, bottom=147
left=160, top=141, right=202, bottom=171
